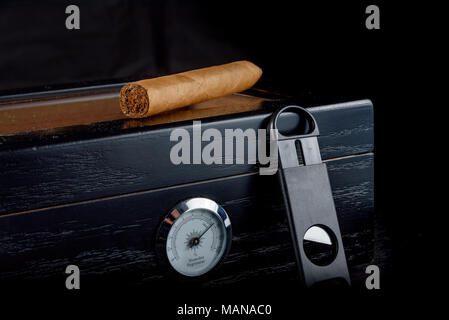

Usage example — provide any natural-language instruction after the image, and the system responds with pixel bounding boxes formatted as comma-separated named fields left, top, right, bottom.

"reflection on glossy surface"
left=0, top=90, right=267, bottom=136
left=304, top=225, right=332, bottom=245
left=303, top=225, right=337, bottom=266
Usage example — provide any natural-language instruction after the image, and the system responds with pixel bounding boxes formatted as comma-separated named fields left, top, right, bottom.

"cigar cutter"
left=267, top=105, right=351, bottom=287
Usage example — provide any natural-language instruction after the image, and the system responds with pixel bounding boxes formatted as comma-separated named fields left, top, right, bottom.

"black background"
left=0, top=0, right=434, bottom=316
left=1, top=0, right=385, bottom=105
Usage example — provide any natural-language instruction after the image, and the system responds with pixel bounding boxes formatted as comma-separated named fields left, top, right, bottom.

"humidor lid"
left=0, top=85, right=373, bottom=216
left=0, top=84, right=281, bottom=146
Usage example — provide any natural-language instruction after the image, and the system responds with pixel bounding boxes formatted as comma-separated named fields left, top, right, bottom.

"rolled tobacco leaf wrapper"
left=119, top=60, right=262, bottom=118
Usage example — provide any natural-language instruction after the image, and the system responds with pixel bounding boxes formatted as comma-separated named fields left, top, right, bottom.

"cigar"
left=119, top=61, right=262, bottom=118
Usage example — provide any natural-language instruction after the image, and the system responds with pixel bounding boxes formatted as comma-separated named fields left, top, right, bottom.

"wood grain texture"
left=0, top=100, right=373, bottom=215
left=0, top=154, right=376, bottom=289
left=0, top=96, right=380, bottom=290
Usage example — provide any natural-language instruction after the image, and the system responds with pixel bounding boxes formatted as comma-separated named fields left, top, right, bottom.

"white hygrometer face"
left=157, top=198, right=232, bottom=278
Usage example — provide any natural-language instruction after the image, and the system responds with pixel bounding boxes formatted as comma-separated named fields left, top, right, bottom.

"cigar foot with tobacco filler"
left=119, top=61, right=262, bottom=118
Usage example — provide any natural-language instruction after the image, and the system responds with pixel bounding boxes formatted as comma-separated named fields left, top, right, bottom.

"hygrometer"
left=156, top=198, right=232, bottom=277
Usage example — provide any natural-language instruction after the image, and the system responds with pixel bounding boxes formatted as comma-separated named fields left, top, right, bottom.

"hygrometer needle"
left=199, top=223, right=213, bottom=239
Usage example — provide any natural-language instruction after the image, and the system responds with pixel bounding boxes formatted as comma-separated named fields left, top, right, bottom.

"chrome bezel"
left=155, top=197, right=232, bottom=279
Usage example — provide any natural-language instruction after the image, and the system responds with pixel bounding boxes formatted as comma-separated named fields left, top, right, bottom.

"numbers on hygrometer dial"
left=157, top=198, right=232, bottom=278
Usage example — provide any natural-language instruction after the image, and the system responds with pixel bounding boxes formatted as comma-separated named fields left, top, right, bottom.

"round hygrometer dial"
left=156, top=198, right=232, bottom=277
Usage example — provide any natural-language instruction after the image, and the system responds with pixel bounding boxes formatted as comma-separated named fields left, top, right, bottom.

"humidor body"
left=0, top=86, right=381, bottom=290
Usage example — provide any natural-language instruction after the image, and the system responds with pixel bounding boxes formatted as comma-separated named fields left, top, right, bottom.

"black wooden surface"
left=0, top=100, right=373, bottom=215
left=0, top=154, right=375, bottom=289
left=0, top=99, right=380, bottom=290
